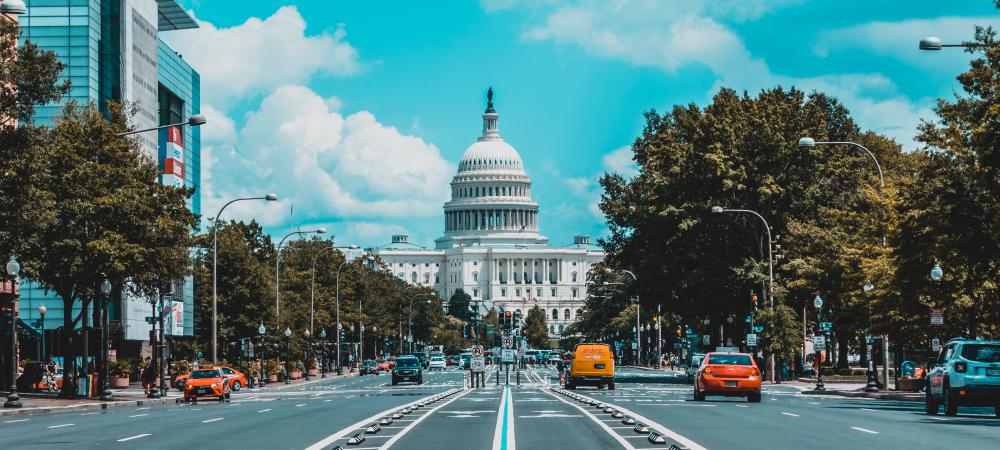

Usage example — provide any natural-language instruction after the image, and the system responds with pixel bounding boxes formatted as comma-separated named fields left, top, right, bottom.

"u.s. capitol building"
left=376, top=89, right=604, bottom=339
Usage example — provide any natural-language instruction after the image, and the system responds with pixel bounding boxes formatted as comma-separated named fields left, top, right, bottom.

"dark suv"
left=392, top=356, right=423, bottom=385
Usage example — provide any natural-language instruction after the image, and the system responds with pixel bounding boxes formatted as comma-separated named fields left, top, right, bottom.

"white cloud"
left=601, top=146, right=637, bottom=177
left=162, top=6, right=361, bottom=106
left=499, top=0, right=937, bottom=147
left=199, top=104, right=236, bottom=145
left=201, top=85, right=454, bottom=229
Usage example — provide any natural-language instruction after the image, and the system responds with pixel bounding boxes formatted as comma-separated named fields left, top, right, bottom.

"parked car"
left=391, top=356, right=423, bottom=385
left=429, top=355, right=447, bottom=370
left=687, top=353, right=706, bottom=382
left=926, top=338, right=1000, bottom=417
left=182, top=368, right=233, bottom=402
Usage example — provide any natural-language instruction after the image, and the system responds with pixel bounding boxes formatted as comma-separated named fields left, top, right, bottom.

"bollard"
left=516, top=369, right=520, bottom=385
left=496, top=367, right=500, bottom=386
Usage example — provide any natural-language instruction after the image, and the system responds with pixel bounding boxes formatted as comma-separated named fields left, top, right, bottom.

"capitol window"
left=515, top=288, right=521, bottom=297
left=564, top=309, right=571, bottom=320
left=500, top=288, right=506, bottom=297
left=572, top=288, right=578, bottom=298
left=551, top=288, right=556, bottom=297
left=551, top=309, right=558, bottom=320
left=411, top=272, right=417, bottom=283
left=472, top=271, right=479, bottom=282
left=473, top=289, right=479, bottom=298
left=571, top=272, right=578, bottom=282
left=536, top=288, right=542, bottom=297
left=424, top=273, right=430, bottom=284
left=558, top=324, right=564, bottom=333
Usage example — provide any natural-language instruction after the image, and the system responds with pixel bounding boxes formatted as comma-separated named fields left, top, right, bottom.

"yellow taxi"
left=566, top=343, right=615, bottom=390
left=183, top=368, right=232, bottom=403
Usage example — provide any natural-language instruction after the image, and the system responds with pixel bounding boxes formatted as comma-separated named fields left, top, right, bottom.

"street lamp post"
left=862, top=283, right=879, bottom=392
left=323, top=245, right=364, bottom=375
left=319, top=328, right=327, bottom=378
left=37, top=305, right=46, bottom=364
left=4, top=256, right=22, bottom=408
left=303, top=329, right=311, bottom=381
left=99, top=280, right=113, bottom=401
left=276, top=227, right=326, bottom=323
left=283, top=326, right=292, bottom=384
left=918, top=36, right=979, bottom=51
left=603, top=269, right=639, bottom=365
left=710, top=207, right=774, bottom=301
left=258, top=323, right=266, bottom=388
left=211, top=194, right=277, bottom=364
left=813, top=295, right=825, bottom=392
left=117, top=114, right=207, bottom=137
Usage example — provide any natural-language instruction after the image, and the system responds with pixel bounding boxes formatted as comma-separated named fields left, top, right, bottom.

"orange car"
left=376, top=359, right=390, bottom=372
left=694, top=352, right=762, bottom=403
left=175, top=366, right=248, bottom=392
left=183, top=368, right=233, bottom=402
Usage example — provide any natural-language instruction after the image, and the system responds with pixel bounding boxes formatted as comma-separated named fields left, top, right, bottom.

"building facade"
left=16, top=0, right=201, bottom=348
left=377, top=90, right=604, bottom=339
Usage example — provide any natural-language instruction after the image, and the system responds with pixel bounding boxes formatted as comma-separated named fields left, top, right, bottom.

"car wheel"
left=748, top=391, right=762, bottom=403
left=608, top=382, right=615, bottom=390
left=944, top=385, right=959, bottom=416
left=925, top=387, right=939, bottom=415
left=694, top=388, right=705, bottom=401
left=231, top=381, right=241, bottom=391
left=566, top=382, right=576, bottom=390
left=418, top=377, right=423, bottom=385
left=392, top=377, right=398, bottom=386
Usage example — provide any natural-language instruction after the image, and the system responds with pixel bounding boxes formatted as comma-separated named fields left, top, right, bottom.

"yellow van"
left=566, top=343, right=615, bottom=390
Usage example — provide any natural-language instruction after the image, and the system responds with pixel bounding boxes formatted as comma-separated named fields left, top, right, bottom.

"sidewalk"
left=0, top=370, right=356, bottom=419
left=792, top=380, right=923, bottom=402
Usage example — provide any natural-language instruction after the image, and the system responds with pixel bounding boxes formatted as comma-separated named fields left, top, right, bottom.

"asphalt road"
left=3, top=365, right=999, bottom=449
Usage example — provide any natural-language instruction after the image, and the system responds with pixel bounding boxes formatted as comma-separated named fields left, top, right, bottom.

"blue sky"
left=164, top=0, right=999, bottom=248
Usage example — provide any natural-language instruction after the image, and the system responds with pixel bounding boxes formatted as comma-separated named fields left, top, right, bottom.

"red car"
left=175, top=366, right=248, bottom=392
left=693, top=352, right=762, bottom=403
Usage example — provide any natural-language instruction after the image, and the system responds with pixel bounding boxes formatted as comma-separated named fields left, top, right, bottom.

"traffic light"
left=751, top=291, right=759, bottom=311
left=675, top=326, right=682, bottom=337
left=513, top=310, right=522, bottom=328
left=504, top=310, right=512, bottom=330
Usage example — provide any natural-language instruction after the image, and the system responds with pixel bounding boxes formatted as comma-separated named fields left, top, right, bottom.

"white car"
left=429, top=356, right=447, bottom=370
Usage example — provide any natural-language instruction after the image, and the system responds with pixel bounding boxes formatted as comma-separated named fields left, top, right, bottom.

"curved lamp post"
left=99, top=279, right=113, bottom=401
left=319, top=328, right=327, bottom=378
left=331, top=247, right=364, bottom=375
left=4, top=256, right=22, bottom=408
left=813, top=295, right=825, bottom=392
left=276, top=227, right=326, bottom=322
left=918, top=36, right=979, bottom=51
left=283, top=326, right=292, bottom=384
left=711, top=206, right=775, bottom=302
left=117, top=114, right=207, bottom=137
left=37, top=305, right=46, bottom=364
left=303, top=329, right=311, bottom=381
left=862, top=283, right=879, bottom=392
left=211, top=193, right=277, bottom=363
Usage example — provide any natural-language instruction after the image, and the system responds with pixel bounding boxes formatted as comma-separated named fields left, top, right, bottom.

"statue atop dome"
left=485, top=86, right=495, bottom=114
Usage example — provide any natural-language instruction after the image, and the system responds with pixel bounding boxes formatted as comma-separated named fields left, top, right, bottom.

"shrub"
left=110, top=359, right=131, bottom=378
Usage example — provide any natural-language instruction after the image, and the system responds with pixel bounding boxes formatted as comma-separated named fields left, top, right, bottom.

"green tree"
left=447, top=289, right=472, bottom=322
left=524, top=305, right=549, bottom=349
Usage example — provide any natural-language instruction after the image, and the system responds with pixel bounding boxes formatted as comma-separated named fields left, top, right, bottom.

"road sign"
left=145, top=316, right=155, bottom=324
left=930, top=308, right=944, bottom=325
left=820, top=322, right=832, bottom=331
left=502, top=336, right=513, bottom=349
left=753, top=325, right=765, bottom=333
left=702, top=335, right=711, bottom=346
left=471, top=356, right=485, bottom=372
left=471, top=345, right=484, bottom=357
left=631, top=342, right=637, bottom=350
left=814, top=336, right=826, bottom=351
left=931, top=338, right=941, bottom=352
left=501, top=348, right=515, bottom=363
left=746, top=333, right=758, bottom=347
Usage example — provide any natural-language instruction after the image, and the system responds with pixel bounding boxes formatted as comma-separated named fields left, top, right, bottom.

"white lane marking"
left=781, top=412, right=800, bottom=417
left=136, top=407, right=151, bottom=410
left=295, top=404, right=307, bottom=407
left=733, top=405, right=749, bottom=408
left=381, top=391, right=472, bottom=450
left=927, top=417, right=948, bottom=421
left=809, top=402, right=820, bottom=405
left=117, top=434, right=151, bottom=442
left=129, top=414, right=149, bottom=418
left=3, top=419, right=30, bottom=423
left=80, top=412, right=98, bottom=416
left=570, top=391, right=708, bottom=450
left=257, top=409, right=271, bottom=413
left=851, top=426, right=879, bottom=434
left=544, top=390, right=637, bottom=450
left=202, top=418, right=224, bottom=423
left=48, top=423, right=74, bottom=429
left=324, top=399, right=333, bottom=402
left=860, top=408, right=878, bottom=412
left=490, top=386, right=514, bottom=450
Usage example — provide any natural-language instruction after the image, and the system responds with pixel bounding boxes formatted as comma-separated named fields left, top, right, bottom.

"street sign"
left=932, top=338, right=941, bottom=352
left=746, top=333, right=758, bottom=347
left=820, top=322, right=832, bottom=331
left=471, top=345, right=484, bottom=357
left=501, top=348, right=515, bottom=363
left=631, top=342, right=637, bottom=350
left=930, top=308, right=944, bottom=326
left=471, top=356, right=485, bottom=372
left=745, top=315, right=752, bottom=324
left=502, top=336, right=513, bottom=349
left=753, top=325, right=765, bottom=333
left=145, top=316, right=155, bottom=324
left=702, top=335, right=711, bottom=346
left=814, top=336, right=826, bottom=351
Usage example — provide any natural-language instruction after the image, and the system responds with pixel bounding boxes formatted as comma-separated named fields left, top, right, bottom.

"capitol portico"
left=376, top=89, right=604, bottom=340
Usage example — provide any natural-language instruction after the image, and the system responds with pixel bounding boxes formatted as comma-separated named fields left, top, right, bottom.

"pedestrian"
left=141, top=357, right=156, bottom=397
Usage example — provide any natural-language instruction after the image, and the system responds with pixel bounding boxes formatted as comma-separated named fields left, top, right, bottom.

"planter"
left=897, top=378, right=924, bottom=392
left=268, top=374, right=278, bottom=382
left=111, top=377, right=130, bottom=389
left=308, top=369, right=319, bottom=376
left=291, top=371, right=303, bottom=379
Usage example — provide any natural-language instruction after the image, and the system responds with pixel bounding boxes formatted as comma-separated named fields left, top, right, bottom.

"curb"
left=800, top=389, right=923, bottom=402
left=0, top=397, right=181, bottom=419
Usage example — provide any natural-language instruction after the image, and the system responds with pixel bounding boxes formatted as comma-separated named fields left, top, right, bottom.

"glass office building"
left=17, top=0, right=201, bottom=346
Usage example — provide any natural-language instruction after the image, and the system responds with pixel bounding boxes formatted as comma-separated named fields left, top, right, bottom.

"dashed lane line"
left=781, top=412, right=800, bottom=417
left=129, top=414, right=149, bottom=418
left=201, top=418, right=224, bottom=423
left=47, top=423, right=74, bottom=429
left=117, top=434, right=151, bottom=442
left=381, top=390, right=474, bottom=450
left=851, top=426, right=879, bottom=434
left=257, top=409, right=271, bottom=413
left=3, top=419, right=30, bottom=423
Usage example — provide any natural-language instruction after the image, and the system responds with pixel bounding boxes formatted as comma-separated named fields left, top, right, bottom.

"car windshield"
left=395, top=358, right=420, bottom=368
left=431, top=356, right=444, bottom=361
left=363, top=360, right=376, bottom=366
left=189, top=370, right=220, bottom=379
left=961, top=344, right=1000, bottom=362
left=708, top=354, right=752, bottom=366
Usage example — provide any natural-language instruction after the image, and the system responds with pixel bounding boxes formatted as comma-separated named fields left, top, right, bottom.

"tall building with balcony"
left=16, top=0, right=201, bottom=357
left=377, top=89, right=605, bottom=341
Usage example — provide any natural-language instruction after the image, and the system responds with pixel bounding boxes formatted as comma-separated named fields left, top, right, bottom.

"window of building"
left=513, top=272, right=520, bottom=283
left=572, top=288, right=578, bottom=298
left=558, top=324, right=564, bottom=333
left=551, top=309, right=558, bottom=320
left=571, top=272, right=578, bottom=282
left=158, top=84, right=185, bottom=126
left=473, top=261, right=478, bottom=266
left=411, top=272, right=418, bottom=283
left=423, top=273, right=430, bottom=284
left=515, top=289, right=521, bottom=297
left=397, top=272, right=404, bottom=279
left=425, top=263, right=429, bottom=267
left=472, top=271, right=478, bottom=282
left=564, top=309, right=571, bottom=320
left=473, top=289, right=479, bottom=298
left=499, top=272, right=506, bottom=284
left=572, top=261, right=577, bottom=266
left=551, top=288, right=557, bottom=297
left=523, top=272, right=530, bottom=284
left=500, top=288, right=506, bottom=297
left=435, top=274, right=439, bottom=283
left=549, top=325, right=554, bottom=333
left=536, top=288, right=542, bottom=298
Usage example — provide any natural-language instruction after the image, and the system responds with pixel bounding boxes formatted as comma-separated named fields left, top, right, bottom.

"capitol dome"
left=435, top=88, right=548, bottom=249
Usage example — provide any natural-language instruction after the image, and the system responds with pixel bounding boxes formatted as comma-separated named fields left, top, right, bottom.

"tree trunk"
left=837, top=331, right=850, bottom=369
left=59, top=293, right=77, bottom=398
